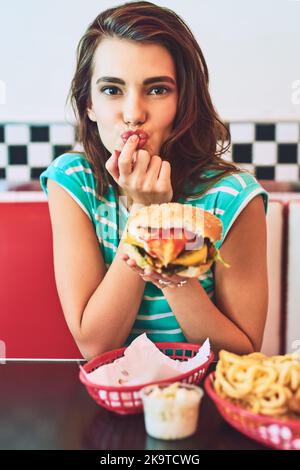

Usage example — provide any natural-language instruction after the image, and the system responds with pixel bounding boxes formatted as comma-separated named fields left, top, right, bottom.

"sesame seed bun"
left=126, top=202, right=222, bottom=242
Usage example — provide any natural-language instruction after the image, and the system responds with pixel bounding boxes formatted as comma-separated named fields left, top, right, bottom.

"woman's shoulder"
left=39, top=151, right=117, bottom=225
left=39, top=152, right=95, bottom=194
left=183, top=167, right=268, bottom=225
left=207, top=170, right=268, bottom=213
left=40, top=150, right=117, bottom=203
left=184, top=168, right=269, bottom=248
left=200, top=168, right=261, bottom=191
left=184, top=169, right=268, bottom=210
left=215, top=169, right=261, bottom=187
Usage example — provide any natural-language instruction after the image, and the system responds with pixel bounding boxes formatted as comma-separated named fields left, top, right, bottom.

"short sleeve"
left=39, top=153, right=96, bottom=221
left=213, top=172, right=269, bottom=249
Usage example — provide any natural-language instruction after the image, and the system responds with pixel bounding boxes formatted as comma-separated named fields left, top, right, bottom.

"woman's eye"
left=100, top=86, right=121, bottom=96
left=149, top=87, right=170, bottom=95
left=100, top=86, right=170, bottom=96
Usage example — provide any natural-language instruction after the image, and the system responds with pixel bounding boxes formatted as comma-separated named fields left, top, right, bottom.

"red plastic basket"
left=204, top=372, right=300, bottom=450
left=79, top=342, right=214, bottom=415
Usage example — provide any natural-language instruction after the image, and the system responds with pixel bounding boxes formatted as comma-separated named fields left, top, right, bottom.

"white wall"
left=0, top=0, right=299, bottom=123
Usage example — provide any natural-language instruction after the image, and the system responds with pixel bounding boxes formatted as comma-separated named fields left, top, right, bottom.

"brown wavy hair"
left=66, top=0, right=248, bottom=202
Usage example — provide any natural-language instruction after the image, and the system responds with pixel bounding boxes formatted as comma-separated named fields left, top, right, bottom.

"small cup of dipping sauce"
left=140, top=382, right=204, bottom=440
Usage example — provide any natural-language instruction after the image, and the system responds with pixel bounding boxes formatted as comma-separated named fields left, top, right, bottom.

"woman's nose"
left=123, top=93, right=147, bottom=126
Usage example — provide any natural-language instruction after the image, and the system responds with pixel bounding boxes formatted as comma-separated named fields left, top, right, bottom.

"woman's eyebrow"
left=96, top=76, right=176, bottom=86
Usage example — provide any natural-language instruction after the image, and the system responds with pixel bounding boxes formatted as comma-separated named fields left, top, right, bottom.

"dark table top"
left=0, top=360, right=267, bottom=450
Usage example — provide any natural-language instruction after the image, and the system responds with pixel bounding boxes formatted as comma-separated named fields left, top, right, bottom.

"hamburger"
left=123, top=202, right=230, bottom=278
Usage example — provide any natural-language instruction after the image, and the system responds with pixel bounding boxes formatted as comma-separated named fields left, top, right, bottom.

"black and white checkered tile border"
left=0, top=123, right=75, bottom=182
left=0, top=122, right=299, bottom=183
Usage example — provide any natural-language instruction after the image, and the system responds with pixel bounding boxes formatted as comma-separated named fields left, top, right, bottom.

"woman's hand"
left=121, top=253, right=190, bottom=290
left=105, top=134, right=173, bottom=205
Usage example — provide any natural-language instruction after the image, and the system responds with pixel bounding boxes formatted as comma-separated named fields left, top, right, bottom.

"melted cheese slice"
left=171, top=244, right=208, bottom=266
left=124, top=233, right=144, bottom=248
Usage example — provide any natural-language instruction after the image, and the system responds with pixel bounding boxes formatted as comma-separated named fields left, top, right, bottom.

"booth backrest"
left=0, top=196, right=294, bottom=358
left=286, top=201, right=300, bottom=355
left=261, top=200, right=285, bottom=355
left=0, top=201, right=83, bottom=359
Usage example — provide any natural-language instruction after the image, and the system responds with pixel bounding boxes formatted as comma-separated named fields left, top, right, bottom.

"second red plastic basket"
left=204, top=372, right=300, bottom=450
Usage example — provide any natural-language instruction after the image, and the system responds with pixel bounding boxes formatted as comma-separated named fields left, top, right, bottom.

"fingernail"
left=130, top=134, right=139, bottom=142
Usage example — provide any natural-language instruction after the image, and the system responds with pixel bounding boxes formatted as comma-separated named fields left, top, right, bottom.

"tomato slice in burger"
left=146, top=228, right=189, bottom=266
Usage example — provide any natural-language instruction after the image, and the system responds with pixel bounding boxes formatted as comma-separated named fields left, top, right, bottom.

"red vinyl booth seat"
left=1, top=189, right=297, bottom=359
left=0, top=201, right=83, bottom=359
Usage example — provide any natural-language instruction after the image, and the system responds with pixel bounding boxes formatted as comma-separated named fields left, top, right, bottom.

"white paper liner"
left=81, top=334, right=210, bottom=408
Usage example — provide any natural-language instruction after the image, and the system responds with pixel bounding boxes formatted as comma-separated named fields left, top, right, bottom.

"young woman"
left=40, top=1, right=269, bottom=360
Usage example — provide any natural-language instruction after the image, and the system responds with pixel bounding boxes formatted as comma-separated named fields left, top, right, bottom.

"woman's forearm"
left=163, top=279, right=254, bottom=355
left=79, top=205, right=146, bottom=359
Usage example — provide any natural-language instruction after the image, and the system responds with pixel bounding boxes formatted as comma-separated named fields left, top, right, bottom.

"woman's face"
left=87, top=37, right=178, bottom=156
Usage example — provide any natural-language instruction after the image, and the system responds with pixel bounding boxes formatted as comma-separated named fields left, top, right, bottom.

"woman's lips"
left=121, top=130, right=149, bottom=149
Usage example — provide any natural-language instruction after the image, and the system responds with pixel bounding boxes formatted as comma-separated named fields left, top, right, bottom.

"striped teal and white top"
left=40, top=153, right=269, bottom=346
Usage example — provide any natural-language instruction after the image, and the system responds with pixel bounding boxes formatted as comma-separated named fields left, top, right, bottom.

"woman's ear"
left=87, top=104, right=97, bottom=122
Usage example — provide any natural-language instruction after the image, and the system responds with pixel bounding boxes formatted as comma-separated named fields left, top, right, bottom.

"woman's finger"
left=144, top=155, right=162, bottom=183
left=157, top=159, right=171, bottom=184
left=162, top=272, right=189, bottom=283
left=118, top=135, right=140, bottom=177
left=124, top=258, right=148, bottom=278
left=124, top=258, right=182, bottom=289
left=105, top=150, right=120, bottom=180
left=141, top=275, right=171, bottom=289
left=144, top=266, right=165, bottom=282
left=131, top=149, right=151, bottom=177
left=143, top=269, right=177, bottom=288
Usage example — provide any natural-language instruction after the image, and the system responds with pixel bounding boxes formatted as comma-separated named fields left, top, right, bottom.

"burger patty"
left=135, top=237, right=214, bottom=269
